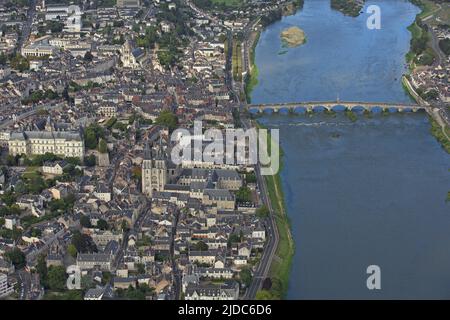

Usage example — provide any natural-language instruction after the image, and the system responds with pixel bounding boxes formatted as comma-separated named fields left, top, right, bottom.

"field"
left=193, top=0, right=243, bottom=10
left=415, top=0, right=450, bottom=25
left=232, top=39, right=243, bottom=82
left=211, top=0, right=242, bottom=7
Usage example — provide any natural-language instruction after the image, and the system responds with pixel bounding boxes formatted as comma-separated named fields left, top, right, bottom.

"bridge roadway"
left=247, top=100, right=429, bottom=113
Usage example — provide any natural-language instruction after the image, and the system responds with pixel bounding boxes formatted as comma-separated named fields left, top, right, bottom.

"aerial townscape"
left=0, top=0, right=449, bottom=302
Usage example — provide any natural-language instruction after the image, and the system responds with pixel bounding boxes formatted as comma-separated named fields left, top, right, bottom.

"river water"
left=253, top=0, right=450, bottom=299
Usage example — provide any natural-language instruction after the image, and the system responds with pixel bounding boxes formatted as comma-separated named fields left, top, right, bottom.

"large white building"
left=21, top=42, right=56, bottom=57
left=116, top=0, right=141, bottom=8
left=184, top=281, right=239, bottom=300
left=0, top=273, right=14, bottom=298
left=8, top=129, right=85, bottom=159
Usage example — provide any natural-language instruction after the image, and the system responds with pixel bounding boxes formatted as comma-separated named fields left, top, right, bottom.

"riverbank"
left=244, top=2, right=304, bottom=289
left=403, top=0, right=450, bottom=154
left=429, top=115, right=450, bottom=153
left=244, top=31, right=260, bottom=103
left=330, top=0, right=365, bottom=17
left=405, top=0, right=441, bottom=70
left=255, top=121, right=295, bottom=299
left=244, top=1, right=303, bottom=102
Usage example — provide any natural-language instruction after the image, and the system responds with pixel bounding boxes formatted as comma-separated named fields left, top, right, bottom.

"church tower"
left=45, top=115, right=54, bottom=132
left=121, top=38, right=134, bottom=68
left=142, top=141, right=168, bottom=196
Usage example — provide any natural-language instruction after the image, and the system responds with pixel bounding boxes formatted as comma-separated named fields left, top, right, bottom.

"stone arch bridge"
left=246, top=101, right=429, bottom=113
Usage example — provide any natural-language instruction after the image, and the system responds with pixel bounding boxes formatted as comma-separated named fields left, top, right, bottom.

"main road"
left=17, top=0, right=36, bottom=52
left=241, top=115, right=280, bottom=299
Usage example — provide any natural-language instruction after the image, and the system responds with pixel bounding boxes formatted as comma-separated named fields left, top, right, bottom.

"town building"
left=0, top=273, right=14, bottom=298
left=8, top=127, right=84, bottom=159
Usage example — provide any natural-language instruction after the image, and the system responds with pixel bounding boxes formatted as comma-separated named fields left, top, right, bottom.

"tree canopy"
left=5, top=248, right=26, bottom=269
left=155, top=110, right=178, bottom=132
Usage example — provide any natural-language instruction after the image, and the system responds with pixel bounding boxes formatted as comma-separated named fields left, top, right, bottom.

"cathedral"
left=120, top=38, right=146, bottom=69
left=141, top=141, right=180, bottom=197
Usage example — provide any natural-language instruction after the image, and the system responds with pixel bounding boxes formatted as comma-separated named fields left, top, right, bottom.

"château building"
left=8, top=118, right=85, bottom=159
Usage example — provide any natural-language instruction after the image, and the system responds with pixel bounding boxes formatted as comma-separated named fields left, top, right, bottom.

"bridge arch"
left=294, top=106, right=307, bottom=114
left=351, top=105, right=365, bottom=113
left=313, top=105, right=326, bottom=113
left=371, top=106, right=383, bottom=113
left=278, top=107, right=290, bottom=114
left=388, top=107, right=398, bottom=113
left=332, top=105, right=347, bottom=112
left=263, top=108, right=274, bottom=114
left=246, top=101, right=424, bottom=115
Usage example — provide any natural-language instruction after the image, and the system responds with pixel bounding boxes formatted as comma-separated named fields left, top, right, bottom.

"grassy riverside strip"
left=244, top=31, right=260, bottom=103
left=405, top=0, right=440, bottom=68
left=429, top=116, right=450, bottom=154
left=232, top=38, right=243, bottom=82
left=255, top=122, right=295, bottom=299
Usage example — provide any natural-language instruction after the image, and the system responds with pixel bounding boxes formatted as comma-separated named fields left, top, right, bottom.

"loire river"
left=253, top=0, right=450, bottom=299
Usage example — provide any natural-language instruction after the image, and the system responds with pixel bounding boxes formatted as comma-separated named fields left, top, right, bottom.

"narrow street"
left=17, top=0, right=36, bottom=52
left=170, top=208, right=181, bottom=299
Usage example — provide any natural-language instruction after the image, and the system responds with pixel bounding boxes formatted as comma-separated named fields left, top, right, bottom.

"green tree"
left=84, top=124, right=105, bottom=150
left=1, top=191, right=16, bottom=206
left=36, top=254, right=48, bottom=287
left=31, top=227, right=42, bottom=237
left=240, top=268, right=253, bottom=287
left=256, top=205, right=270, bottom=219
left=0, top=52, right=7, bottom=65
left=105, top=117, right=117, bottom=129
left=227, top=233, right=241, bottom=248
left=255, top=289, right=274, bottom=300
left=10, top=54, right=29, bottom=72
left=439, top=38, right=450, bottom=56
left=67, top=244, right=78, bottom=258
left=98, top=139, right=108, bottom=154
left=47, top=266, right=67, bottom=291
left=97, top=219, right=108, bottom=230
left=136, top=263, right=145, bottom=274
left=80, top=215, right=92, bottom=228
left=5, top=248, right=26, bottom=269
left=81, top=275, right=94, bottom=290
left=121, top=220, right=129, bottom=232
left=245, top=172, right=257, bottom=184
left=84, top=154, right=96, bottom=167
left=194, top=241, right=209, bottom=251
left=155, top=110, right=178, bottom=132
left=235, top=186, right=252, bottom=203
left=83, top=51, right=94, bottom=62
left=71, top=230, right=97, bottom=253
